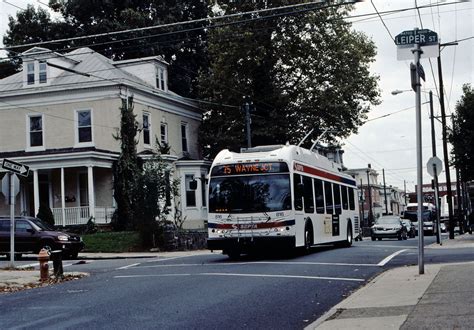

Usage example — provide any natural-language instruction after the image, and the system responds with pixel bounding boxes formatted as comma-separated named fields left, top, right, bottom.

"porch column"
left=61, top=167, right=66, bottom=227
left=33, top=169, right=40, bottom=216
left=88, top=166, right=95, bottom=219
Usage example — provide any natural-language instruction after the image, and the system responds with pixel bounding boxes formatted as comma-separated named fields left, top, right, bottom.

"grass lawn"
left=82, top=231, right=141, bottom=253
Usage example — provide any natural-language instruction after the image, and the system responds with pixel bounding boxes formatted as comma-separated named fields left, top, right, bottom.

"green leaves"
left=198, top=2, right=380, bottom=158
left=449, top=84, right=474, bottom=181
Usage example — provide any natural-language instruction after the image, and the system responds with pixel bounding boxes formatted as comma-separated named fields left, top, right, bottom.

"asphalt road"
left=1, top=233, right=474, bottom=329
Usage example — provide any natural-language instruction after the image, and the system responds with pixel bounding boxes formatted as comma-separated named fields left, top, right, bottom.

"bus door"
left=293, top=174, right=306, bottom=246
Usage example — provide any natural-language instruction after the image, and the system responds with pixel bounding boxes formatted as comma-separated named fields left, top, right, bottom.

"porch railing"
left=52, top=206, right=115, bottom=226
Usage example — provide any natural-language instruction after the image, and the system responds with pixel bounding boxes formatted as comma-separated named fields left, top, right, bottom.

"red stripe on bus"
left=294, top=162, right=354, bottom=185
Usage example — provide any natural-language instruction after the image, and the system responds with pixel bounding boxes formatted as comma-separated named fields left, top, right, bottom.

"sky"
left=0, top=0, right=473, bottom=192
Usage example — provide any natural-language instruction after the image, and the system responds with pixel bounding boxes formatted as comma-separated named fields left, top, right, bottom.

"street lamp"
left=391, top=89, right=412, bottom=96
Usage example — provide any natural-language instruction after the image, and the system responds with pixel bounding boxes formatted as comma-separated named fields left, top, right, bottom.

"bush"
left=36, top=204, right=55, bottom=227
left=82, top=231, right=140, bottom=253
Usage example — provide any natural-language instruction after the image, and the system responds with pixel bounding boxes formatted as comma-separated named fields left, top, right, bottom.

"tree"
left=1, top=5, right=74, bottom=76
left=36, top=203, right=55, bottom=227
left=199, top=2, right=380, bottom=158
left=111, top=97, right=141, bottom=231
left=135, top=141, right=181, bottom=247
left=449, top=84, right=474, bottom=182
left=3, top=1, right=209, bottom=97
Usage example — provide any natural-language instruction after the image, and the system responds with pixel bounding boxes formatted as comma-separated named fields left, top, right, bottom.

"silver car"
left=371, top=216, right=408, bottom=241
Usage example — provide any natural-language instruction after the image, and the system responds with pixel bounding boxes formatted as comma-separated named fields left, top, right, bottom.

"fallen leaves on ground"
left=0, top=273, right=87, bottom=294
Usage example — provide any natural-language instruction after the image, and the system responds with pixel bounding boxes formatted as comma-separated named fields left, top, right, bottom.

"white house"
left=0, top=47, right=210, bottom=229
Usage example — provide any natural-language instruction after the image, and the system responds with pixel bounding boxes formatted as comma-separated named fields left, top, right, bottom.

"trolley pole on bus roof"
left=242, top=96, right=254, bottom=149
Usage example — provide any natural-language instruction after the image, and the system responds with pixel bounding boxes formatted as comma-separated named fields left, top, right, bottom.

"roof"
left=0, top=48, right=161, bottom=93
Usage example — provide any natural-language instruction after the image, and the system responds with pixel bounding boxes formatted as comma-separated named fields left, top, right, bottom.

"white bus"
left=207, top=144, right=360, bottom=258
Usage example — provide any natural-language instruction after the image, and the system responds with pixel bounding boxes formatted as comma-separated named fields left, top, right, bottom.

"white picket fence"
left=52, top=206, right=115, bottom=226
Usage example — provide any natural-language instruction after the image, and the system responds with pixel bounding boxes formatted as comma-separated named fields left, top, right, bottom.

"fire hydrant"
left=38, top=248, right=50, bottom=281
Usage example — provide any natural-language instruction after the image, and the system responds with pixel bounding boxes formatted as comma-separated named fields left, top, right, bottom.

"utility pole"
left=455, top=165, right=464, bottom=234
left=242, top=96, right=253, bottom=149
left=366, top=164, right=374, bottom=225
left=452, top=115, right=465, bottom=234
left=413, top=37, right=425, bottom=275
left=429, top=91, right=442, bottom=244
left=383, top=169, right=388, bottom=215
left=404, top=180, right=407, bottom=211
left=438, top=45, right=455, bottom=239
left=360, top=178, right=365, bottom=228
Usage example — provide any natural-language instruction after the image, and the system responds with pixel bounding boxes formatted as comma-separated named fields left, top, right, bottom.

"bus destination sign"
left=211, top=162, right=289, bottom=176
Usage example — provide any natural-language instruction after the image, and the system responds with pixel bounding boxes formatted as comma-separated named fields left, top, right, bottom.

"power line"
left=0, top=0, right=353, bottom=51
left=0, top=0, right=465, bottom=53
left=364, top=105, right=415, bottom=123
left=370, top=0, right=394, bottom=41
left=345, top=139, right=407, bottom=183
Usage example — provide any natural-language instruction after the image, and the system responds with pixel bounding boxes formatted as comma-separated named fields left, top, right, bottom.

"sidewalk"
left=308, top=233, right=474, bottom=329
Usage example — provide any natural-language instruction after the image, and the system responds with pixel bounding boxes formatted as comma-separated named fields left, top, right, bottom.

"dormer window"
left=24, top=61, right=48, bottom=86
left=156, top=67, right=167, bottom=91
left=27, top=63, right=35, bottom=85
left=39, top=62, right=47, bottom=83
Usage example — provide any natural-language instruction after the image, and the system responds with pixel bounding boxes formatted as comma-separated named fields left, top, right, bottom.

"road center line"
left=117, top=263, right=141, bottom=270
left=358, top=245, right=417, bottom=249
left=114, top=273, right=364, bottom=282
left=138, top=261, right=379, bottom=269
left=378, top=249, right=408, bottom=266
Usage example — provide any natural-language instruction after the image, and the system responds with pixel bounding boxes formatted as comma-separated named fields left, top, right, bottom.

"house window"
left=77, top=110, right=92, bottom=143
left=27, top=63, right=35, bottom=85
left=156, top=67, right=166, bottom=91
left=28, top=115, right=43, bottom=147
left=39, top=62, right=47, bottom=84
left=181, top=123, right=188, bottom=153
left=143, top=113, right=151, bottom=146
left=160, top=123, right=168, bottom=144
left=185, top=175, right=196, bottom=207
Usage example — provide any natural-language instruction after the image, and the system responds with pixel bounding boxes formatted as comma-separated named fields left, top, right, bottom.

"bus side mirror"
left=189, top=179, right=198, bottom=190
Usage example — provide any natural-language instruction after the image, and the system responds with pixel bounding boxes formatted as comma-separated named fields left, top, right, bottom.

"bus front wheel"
left=340, top=222, right=353, bottom=247
left=304, top=222, right=314, bottom=252
left=226, top=248, right=241, bottom=260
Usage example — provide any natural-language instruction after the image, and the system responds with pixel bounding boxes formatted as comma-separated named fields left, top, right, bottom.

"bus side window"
left=314, top=179, right=325, bottom=214
left=303, top=175, right=314, bottom=213
left=334, top=184, right=342, bottom=215
left=349, top=188, right=355, bottom=210
left=293, top=174, right=303, bottom=211
left=324, top=181, right=333, bottom=214
left=342, top=185, right=348, bottom=210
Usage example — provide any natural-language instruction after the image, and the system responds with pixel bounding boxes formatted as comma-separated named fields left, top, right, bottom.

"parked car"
left=0, top=216, right=84, bottom=259
left=371, top=216, right=408, bottom=241
left=402, top=219, right=416, bottom=238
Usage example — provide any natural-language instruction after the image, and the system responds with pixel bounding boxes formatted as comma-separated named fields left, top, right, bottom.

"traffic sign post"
left=1, top=159, right=29, bottom=268
left=396, top=27, right=440, bottom=275
left=427, top=156, right=443, bottom=245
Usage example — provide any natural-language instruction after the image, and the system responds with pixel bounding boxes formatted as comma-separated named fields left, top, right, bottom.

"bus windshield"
left=209, top=174, right=291, bottom=213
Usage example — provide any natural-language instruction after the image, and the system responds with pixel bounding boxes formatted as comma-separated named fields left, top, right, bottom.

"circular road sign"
left=427, top=156, right=443, bottom=177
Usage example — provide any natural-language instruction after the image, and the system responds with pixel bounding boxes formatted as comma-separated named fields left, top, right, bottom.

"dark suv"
left=0, top=216, right=84, bottom=259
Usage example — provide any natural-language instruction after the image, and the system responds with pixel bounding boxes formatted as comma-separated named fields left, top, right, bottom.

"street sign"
left=1, top=174, right=20, bottom=201
left=395, top=29, right=438, bottom=46
left=2, top=159, right=29, bottom=177
left=396, top=29, right=439, bottom=61
left=427, top=156, right=443, bottom=177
